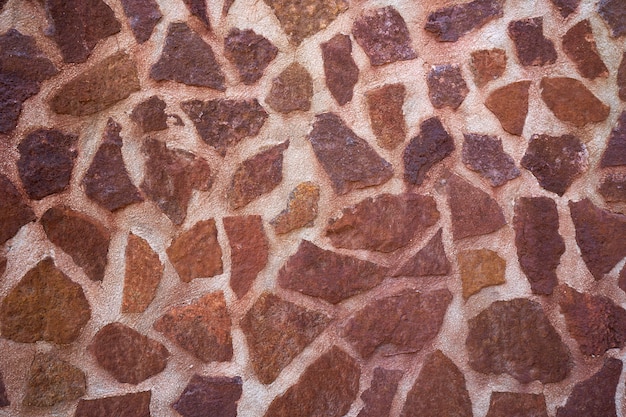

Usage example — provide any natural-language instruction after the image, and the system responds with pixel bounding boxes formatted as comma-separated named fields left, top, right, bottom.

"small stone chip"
left=462, top=133, right=520, bottom=186
left=266, top=63, right=313, bottom=113
left=366, top=83, right=407, bottom=150
left=540, top=77, right=609, bottom=127
left=120, top=0, right=162, bottom=43
left=470, top=49, right=507, bottom=87
left=427, top=64, right=469, bottom=109
left=601, top=111, right=626, bottom=167
left=598, top=0, right=626, bottom=37
left=403, top=117, right=455, bottom=186
left=271, top=182, right=320, bottom=234
left=131, top=96, right=168, bottom=133
left=23, top=353, right=86, bottom=407
left=458, top=249, right=506, bottom=299
left=508, top=17, right=557, bottom=66
left=321, top=34, right=359, bottom=106
left=562, top=20, right=608, bottom=80
left=167, top=219, right=223, bottom=283
left=173, top=375, right=242, bottom=417
left=224, top=29, right=278, bottom=85
left=486, top=393, right=548, bottom=417
left=75, top=392, right=151, bottom=417
left=122, top=234, right=163, bottom=313
left=484, top=80, right=530, bottom=136
left=393, top=229, right=451, bottom=277
left=0, top=174, right=36, bottom=245
left=425, top=0, right=504, bottom=42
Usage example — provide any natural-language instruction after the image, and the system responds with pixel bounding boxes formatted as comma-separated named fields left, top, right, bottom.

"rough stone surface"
left=427, top=64, right=468, bottom=110
left=321, top=34, right=359, bottom=106
left=470, top=48, right=507, bottom=86
left=599, top=173, right=626, bottom=202
left=486, top=392, right=548, bottom=417
left=466, top=298, right=571, bottom=383
left=598, top=0, right=626, bottom=37
left=621, top=264, right=626, bottom=293
left=484, top=81, right=530, bottom=136
left=0, top=258, right=90, bottom=344
left=122, top=233, right=163, bottom=313
left=0, top=372, right=7, bottom=407
left=352, top=6, right=417, bottom=66
left=550, top=0, right=580, bottom=17
left=90, top=322, right=169, bottom=384
left=618, top=52, right=626, bottom=101
left=278, top=240, right=387, bottom=304
left=540, top=77, right=610, bottom=127
left=508, top=18, right=557, bottom=66
left=393, top=229, right=450, bottom=277
left=562, top=20, right=608, bottom=80
left=75, top=392, right=151, bottom=417
left=266, top=63, right=313, bottom=113
left=0, top=174, right=35, bottom=245
left=120, top=0, right=162, bottom=43
left=182, top=0, right=210, bottom=28
left=0, top=256, right=5, bottom=278
left=23, top=353, right=86, bottom=407
left=366, top=83, right=406, bottom=150
left=462, top=133, right=520, bottom=186
left=458, top=249, right=506, bottom=299
left=173, top=375, right=242, bottom=417
left=271, top=182, right=320, bottom=234
left=403, top=117, right=455, bottom=185
left=357, top=368, right=403, bottom=417
left=425, top=0, right=504, bottom=42
left=224, top=29, right=278, bottom=85
left=601, top=111, right=626, bottom=167
left=308, top=113, right=393, bottom=195
left=131, top=96, right=168, bottom=133
left=241, top=292, right=330, bottom=384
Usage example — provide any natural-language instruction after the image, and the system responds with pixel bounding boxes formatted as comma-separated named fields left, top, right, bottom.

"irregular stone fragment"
left=224, top=216, right=268, bottom=298
left=51, top=53, right=140, bottom=116
left=393, top=229, right=450, bottom=277
left=229, top=141, right=288, bottom=209
left=308, top=113, right=393, bottom=195
left=224, top=29, right=278, bottom=85
left=425, top=0, right=504, bottom=42
left=150, top=23, right=225, bottom=90
left=326, top=193, right=440, bottom=253
left=521, top=134, right=588, bottom=196
left=357, top=368, right=403, bottom=417
left=620, top=264, right=626, bottom=293
left=462, top=133, right=520, bottom=186
left=266, top=63, right=313, bottom=113
left=322, top=34, right=359, bottom=106
left=569, top=198, right=626, bottom=279
left=400, top=350, right=472, bottom=417
left=447, top=175, right=506, bottom=241
left=120, top=0, right=162, bottom=43
left=366, top=83, right=406, bottom=149
left=264, top=347, right=360, bottom=417
left=550, top=0, right=580, bottom=17
left=141, top=139, right=212, bottom=225
left=514, top=197, right=564, bottom=295
left=344, top=289, right=452, bottom=357
left=556, top=358, right=622, bottom=417
left=167, top=219, right=223, bottom=283
left=241, top=292, right=330, bottom=384
left=122, top=234, right=163, bottom=313
left=0, top=256, right=5, bottom=277
left=470, top=48, right=506, bottom=87
left=182, top=0, right=210, bottom=28
left=562, top=20, right=608, bottom=80
left=427, top=64, right=469, bottom=110
left=0, top=258, right=90, bottom=344
left=486, top=392, right=548, bottom=417
left=278, top=240, right=387, bottom=304
left=90, top=322, right=168, bottom=384
left=540, top=77, right=609, bottom=127
left=24, top=353, right=86, bottom=407
left=403, top=117, right=455, bottom=185
left=75, top=392, right=151, bottom=417
left=466, top=298, right=571, bottom=383
left=271, top=182, right=320, bottom=234
left=598, top=0, right=626, bottom=37
left=0, top=372, right=7, bottom=407
left=458, top=249, right=506, bottom=299
left=508, top=18, right=557, bottom=66
left=173, top=375, right=242, bottom=417
left=484, top=81, right=530, bottom=135
left=0, top=174, right=35, bottom=245
left=618, top=52, right=626, bottom=101
left=131, top=96, right=168, bottom=133
left=599, top=173, right=626, bottom=202
left=181, top=99, right=268, bottom=156
left=601, top=111, right=626, bottom=167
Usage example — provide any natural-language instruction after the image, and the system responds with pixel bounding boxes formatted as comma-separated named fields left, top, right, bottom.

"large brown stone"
left=601, top=111, right=626, bottom=167
left=266, top=63, right=313, bottom=113
left=173, top=375, right=242, bottom=417
left=75, top=392, right=151, bottom=417
left=357, top=368, right=403, bottom=417
left=366, top=83, right=406, bottom=150
left=0, top=174, right=35, bottom=245
left=263, top=347, right=360, bottom=417
left=486, top=392, right=548, bottom=417
left=23, top=353, right=85, bottom=407
left=425, top=0, right=503, bottom=42
left=458, top=249, right=506, bottom=299
left=90, top=322, right=169, bottom=384
left=241, top=292, right=330, bottom=384
left=550, top=0, right=580, bottom=17
left=308, top=113, right=393, bottom=195
left=462, top=133, right=520, bottom=186
left=540, top=77, right=609, bottom=127
left=120, top=0, right=162, bottom=43
left=508, top=18, right=557, bottom=66
left=0, top=258, right=90, bottom=344
left=403, top=117, right=455, bottom=185
left=470, top=48, right=506, bottom=87
left=427, top=64, right=469, bottom=110
left=599, top=173, right=626, bottom=202
left=182, top=0, right=210, bottom=28
left=122, top=234, right=163, bottom=313
left=131, top=96, right=168, bottom=133
left=0, top=372, right=7, bottom=407
left=278, top=240, right=387, bottom=304
left=224, top=29, right=278, bottom=85
left=271, top=182, right=320, bottom=234
left=393, top=229, right=450, bottom=277
left=326, top=193, right=439, bottom=253
left=598, top=0, right=626, bottom=37
left=167, top=219, right=223, bottom=283
left=618, top=52, right=626, bottom=101
left=466, top=298, right=571, bottom=383
left=562, top=20, right=608, bottom=80
left=321, top=34, right=359, bottom=106
left=224, top=216, right=268, bottom=298
left=484, top=81, right=530, bottom=136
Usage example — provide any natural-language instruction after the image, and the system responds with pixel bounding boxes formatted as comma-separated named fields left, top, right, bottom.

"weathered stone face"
left=271, top=182, right=320, bottom=234
left=0, top=174, right=36, bottom=245
left=462, top=133, right=519, bottom=186
left=266, top=63, right=313, bottom=113
left=601, top=111, right=626, bottom=167
left=508, top=18, right=557, bottom=66
left=599, top=173, right=626, bottom=202
left=0, top=372, right=8, bottom=407
left=120, top=0, right=162, bottom=43
left=182, top=0, right=210, bottom=28
left=427, top=64, right=469, bottom=109
left=366, top=83, right=407, bottom=149
left=173, top=375, right=242, bottom=417
left=357, top=368, right=403, bottom=417
left=322, top=34, right=359, bottom=106
left=224, top=29, right=278, bottom=85
left=458, top=249, right=506, bottom=299
left=131, top=96, right=168, bottom=133
left=393, top=229, right=451, bottom=277
left=598, top=0, right=626, bottom=37
left=486, top=392, right=548, bottom=417
left=484, top=81, right=530, bottom=136
left=470, top=49, right=506, bottom=86
left=549, top=0, right=580, bottom=17
left=75, top=392, right=152, bottom=417
left=122, top=234, right=163, bottom=313
left=425, top=0, right=503, bottom=42
left=403, top=117, right=455, bottom=186
left=618, top=53, right=626, bottom=101
left=562, top=20, right=608, bottom=80
left=540, top=77, right=609, bottom=127
left=23, top=353, right=86, bottom=407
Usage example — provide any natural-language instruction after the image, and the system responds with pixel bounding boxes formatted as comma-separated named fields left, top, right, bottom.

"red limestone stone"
left=393, top=228, right=451, bottom=277
left=425, top=0, right=503, bottom=42
left=601, top=111, right=626, bottom=167
left=562, top=20, right=608, bottom=80
left=266, top=63, right=313, bottom=113
left=403, top=117, right=455, bottom=185
left=357, top=368, right=403, bottom=417
left=271, top=182, right=320, bottom=234
left=131, top=96, right=168, bottom=133
left=122, top=233, right=163, bottom=313
left=508, top=18, right=557, bottom=66
left=484, top=81, right=530, bottom=136
left=120, top=0, right=162, bottom=43
left=0, top=174, right=35, bottom=245
left=470, top=48, right=507, bottom=86
left=366, top=83, right=407, bottom=150
left=462, top=133, right=520, bottom=186
left=173, top=375, right=242, bottom=417
left=599, top=173, right=626, bottom=202
left=458, top=249, right=506, bottom=299
left=182, top=0, right=210, bottom=28
left=618, top=52, right=626, bottom=101
left=549, top=0, right=580, bottom=17
left=75, top=392, right=152, bottom=417
left=224, top=29, right=278, bottom=85
left=0, top=372, right=7, bottom=407
left=598, top=0, right=626, bottom=37
left=427, top=64, right=469, bottom=109
left=540, top=77, right=609, bottom=127
left=321, top=34, right=359, bottom=106
left=486, top=392, right=548, bottom=417
left=23, top=353, right=86, bottom=407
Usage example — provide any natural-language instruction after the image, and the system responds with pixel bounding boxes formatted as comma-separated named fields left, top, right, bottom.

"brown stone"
left=0, top=372, right=8, bottom=407
left=550, top=0, right=580, bottom=17
left=462, top=133, right=520, bottom=186
left=569, top=198, right=626, bottom=279
left=484, top=81, right=530, bottom=136
left=393, top=229, right=450, bottom=277
left=51, top=53, right=140, bottom=116
left=241, top=292, right=330, bottom=384
left=264, top=347, right=360, bottom=417
left=618, top=52, right=626, bottom=101
left=150, top=23, right=225, bottom=90
left=400, top=350, right=472, bottom=417
left=224, top=216, right=268, bottom=298
left=23, top=353, right=85, bottom=407
left=458, top=249, right=506, bottom=299
left=173, top=375, right=242, bottom=417
left=0, top=258, right=90, bottom=344
left=182, top=0, right=210, bottom=28
left=601, top=111, right=626, bottom=167
left=540, top=77, right=610, bottom=127
left=563, top=20, right=608, bottom=80
left=556, top=358, right=622, bottom=417
left=321, top=34, right=359, bottom=106
left=427, top=64, right=469, bottom=110
left=521, top=134, right=588, bottom=196
left=0, top=256, right=5, bottom=277
left=0, top=174, right=35, bottom=245
left=131, top=96, right=168, bottom=133
left=90, top=322, right=168, bottom=384
left=120, top=0, right=162, bottom=43
left=357, top=368, right=403, bottom=417
left=224, top=29, right=278, bottom=85
left=403, top=117, right=455, bottom=185
left=278, top=240, right=387, bottom=304
left=366, top=83, right=407, bottom=149
left=508, top=18, right=557, bottom=66
left=598, top=0, right=626, bottom=37
left=619, top=264, right=626, bottom=294
left=75, top=392, right=151, bottom=417
left=470, top=49, right=506, bottom=86
left=466, top=298, right=571, bottom=383
left=599, top=173, right=626, bottom=202
left=122, top=234, right=163, bottom=313
left=486, top=392, right=548, bottom=417
left=167, top=219, right=223, bottom=283
left=425, top=0, right=503, bottom=42
left=308, top=112, right=393, bottom=195
left=266, top=63, right=313, bottom=113
left=326, top=193, right=440, bottom=253
left=513, top=197, right=564, bottom=295
left=271, top=182, right=320, bottom=234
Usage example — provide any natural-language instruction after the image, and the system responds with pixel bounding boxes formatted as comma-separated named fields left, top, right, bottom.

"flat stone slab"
left=224, top=29, right=278, bottom=85
left=266, top=63, right=313, bottom=113
left=173, top=375, right=242, bottom=417
left=120, top=0, right=162, bottom=43
left=484, top=81, right=530, bottom=136
left=357, top=368, right=403, bottom=417
left=562, top=20, right=608, bottom=80
left=458, top=249, right=506, bottom=299
left=403, top=117, right=455, bottom=185
left=271, top=182, right=320, bottom=234
left=540, top=77, right=609, bottom=127
left=601, top=111, right=626, bottom=167
left=427, top=64, right=469, bottom=109
left=486, top=393, right=548, bottom=417
left=470, top=49, right=506, bottom=86
left=24, top=353, right=86, bottom=407
left=75, top=392, right=152, bottom=417
left=508, top=17, right=557, bottom=66
left=122, top=233, right=163, bottom=313
left=167, top=219, right=223, bottom=283
left=462, top=133, right=519, bottom=186
left=322, top=34, right=359, bottom=106
left=131, top=96, right=168, bottom=133
left=393, top=228, right=451, bottom=277
left=425, top=0, right=503, bottom=42
left=0, top=174, right=35, bottom=245
left=366, top=83, right=407, bottom=150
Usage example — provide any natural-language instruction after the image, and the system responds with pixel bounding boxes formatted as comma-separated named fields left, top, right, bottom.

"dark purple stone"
left=425, top=0, right=503, bottom=42
left=224, top=29, right=278, bottom=85
left=508, top=17, right=557, bottom=66
left=173, top=375, right=242, bottom=417
left=462, top=134, right=519, bottom=187
left=0, top=174, right=35, bottom=245
left=131, top=96, right=168, bottom=133
left=403, top=117, right=454, bottom=186
left=550, top=0, right=580, bottom=17
left=601, top=111, right=626, bottom=167
left=427, top=64, right=469, bottom=109
left=120, top=0, right=162, bottom=43
left=321, top=34, right=359, bottom=106
left=182, top=0, right=210, bottom=28
left=598, top=0, right=626, bottom=37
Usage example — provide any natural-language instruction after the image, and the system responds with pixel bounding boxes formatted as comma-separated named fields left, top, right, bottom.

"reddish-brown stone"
left=264, top=347, right=360, bottom=417
left=562, top=20, right=608, bottom=80
left=353, top=6, right=416, bottom=66
left=322, top=34, right=359, bottom=106
left=393, top=229, right=450, bottom=277
left=470, top=48, right=506, bottom=86
left=425, top=0, right=503, bottom=42
left=0, top=174, right=35, bottom=245
left=224, top=216, right=269, bottom=298
left=141, top=138, right=212, bottom=225
left=51, top=53, right=140, bottom=116
left=427, top=64, right=469, bottom=110
left=521, top=134, right=588, bottom=196
left=550, top=0, right=580, bottom=17
left=620, top=264, right=626, bottom=293
left=508, top=18, right=557, bottom=66
left=167, top=219, right=223, bottom=283
left=556, top=358, right=622, bottom=417
left=308, top=112, right=393, bottom=195
left=122, top=233, right=163, bottom=313
left=271, top=182, right=320, bottom=234
left=540, top=77, right=609, bottom=127
left=278, top=240, right=387, bottom=304
left=598, top=0, right=626, bottom=37
left=23, top=353, right=86, bottom=407
left=131, top=96, right=168, bottom=133
left=599, top=173, right=626, bottom=202
left=569, top=198, right=626, bottom=279
left=458, top=249, right=506, bottom=299
left=486, top=392, right=548, bottom=417
left=266, top=63, right=313, bottom=113
left=75, top=392, right=151, bottom=417
left=150, top=23, right=225, bottom=90
left=601, top=111, right=626, bottom=167
left=484, top=80, right=530, bottom=136
left=90, top=322, right=168, bottom=384
left=462, top=133, right=520, bottom=186
left=618, top=53, right=626, bottom=101
left=466, top=298, right=571, bottom=383
left=400, top=350, right=472, bottom=417
left=357, top=368, right=403, bottom=417
left=366, top=83, right=406, bottom=150
left=0, top=372, right=7, bottom=407
left=182, top=0, right=210, bottom=28
left=0, top=256, right=5, bottom=277
left=403, top=117, right=455, bottom=185
left=120, top=0, right=162, bottom=43
left=223, top=0, right=235, bottom=15
left=326, top=193, right=440, bottom=253
left=447, top=175, right=506, bottom=241
left=241, top=292, right=330, bottom=384
left=344, top=289, right=452, bottom=357
left=224, top=29, right=278, bottom=85
left=173, top=375, right=242, bottom=417
left=0, top=258, right=90, bottom=344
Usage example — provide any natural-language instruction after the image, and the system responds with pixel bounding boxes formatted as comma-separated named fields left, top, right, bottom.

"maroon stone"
left=366, top=83, right=407, bottom=150
left=598, top=0, right=626, bottom=37
left=563, top=20, right=608, bottom=79
left=540, top=77, right=609, bottom=127
left=484, top=80, right=530, bottom=136
left=0, top=256, right=5, bottom=277
left=321, top=34, right=359, bottom=106
left=182, top=0, right=210, bottom=28
left=278, top=240, right=387, bottom=304
left=0, top=174, right=35, bottom=245
left=357, top=368, right=403, bottom=417
left=427, top=64, right=469, bottom=110
left=462, top=133, right=520, bottom=186
left=393, top=229, right=450, bottom=277
left=308, top=113, right=393, bottom=195
left=120, top=0, right=162, bottom=43
left=425, top=0, right=503, bottom=42
left=352, top=6, right=417, bottom=66
left=122, top=233, right=163, bottom=313
left=224, top=29, right=278, bottom=85
left=266, top=63, right=313, bottom=113
left=618, top=52, right=626, bottom=101
left=470, top=48, right=507, bottom=87
left=508, top=18, right=557, bottom=66
left=599, top=173, right=626, bottom=202
left=601, top=111, right=626, bottom=167
left=619, top=264, right=626, bottom=293
left=75, top=392, right=152, bottom=417
left=23, top=352, right=86, bottom=407
left=403, top=117, right=455, bottom=186
left=0, top=372, right=7, bottom=407
left=131, top=96, right=168, bottom=133
left=173, top=375, right=242, bottom=417
left=167, top=219, right=223, bottom=283
left=486, top=392, right=548, bottom=417
left=550, top=0, right=580, bottom=17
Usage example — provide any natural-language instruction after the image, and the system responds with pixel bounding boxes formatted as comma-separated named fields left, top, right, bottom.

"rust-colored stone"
left=75, top=392, right=151, bottom=417
left=598, top=0, right=626, bottom=37
left=321, top=34, right=359, bottom=106
left=599, top=173, right=626, bottom=202
left=393, top=229, right=451, bottom=277
left=120, top=0, right=162, bottom=43
left=508, top=18, right=557, bottom=66
left=122, top=234, right=163, bottom=313
left=173, top=375, right=242, bottom=417
left=131, top=96, right=168, bottom=133
left=0, top=174, right=35, bottom=245
left=601, top=111, right=626, bottom=167
left=562, top=20, right=608, bottom=80
left=458, top=249, right=506, bottom=299
left=618, top=52, right=626, bottom=101
left=550, top=0, right=580, bottom=17
left=0, top=372, right=7, bottom=407
left=462, top=133, right=520, bottom=186
left=266, top=63, right=313, bottom=113
left=167, top=219, right=223, bottom=283
left=357, top=368, right=403, bottom=417
left=23, top=353, right=85, bottom=407
left=425, top=0, right=503, bottom=42
left=427, top=64, right=469, bottom=110
left=484, top=80, right=530, bottom=136
left=470, top=49, right=506, bottom=87
left=540, top=77, right=609, bottom=127
left=403, top=117, right=455, bottom=185
left=366, top=83, right=407, bottom=150
left=271, top=182, right=320, bottom=234
left=182, top=0, right=210, bottom=28
left=224, top=29, right=278, bottom=85
left=486, top=392, right=548, bottom=417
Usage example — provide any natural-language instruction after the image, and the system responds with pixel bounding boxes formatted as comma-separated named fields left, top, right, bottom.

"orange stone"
left=458, top=249, right=506, bottom=299
left=23, top=352, right=86, bottom=407
left=271, top=182, right=320, bottom=234
left=540, top=77, right=609, bottom=127
left=167, top=219, right=223, bottom=283
left=122, top=234, right=163, bottom=313
left=485, top=81, right=530, bottom=136
left=266, top=63, right=313, bottom=113
left=366, top=83, right=407, bottom=149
